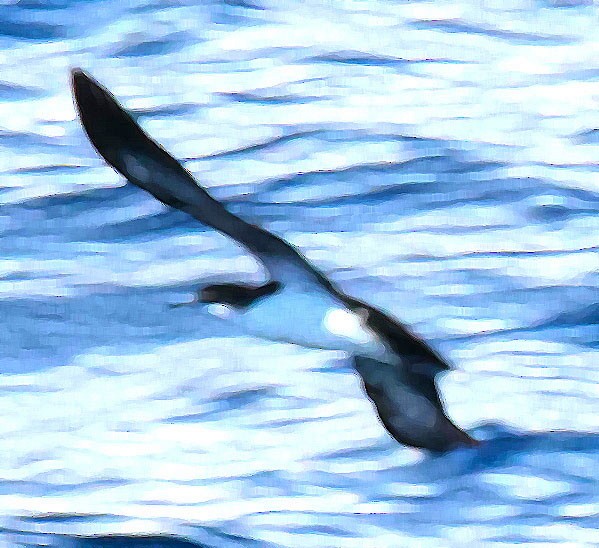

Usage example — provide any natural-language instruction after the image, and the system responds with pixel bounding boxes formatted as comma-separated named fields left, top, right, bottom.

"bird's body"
left=72, top=69, right=479, bottom=452
left=214, top=283, right=389, bottom=359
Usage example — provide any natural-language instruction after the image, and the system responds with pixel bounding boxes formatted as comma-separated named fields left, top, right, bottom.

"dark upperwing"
left=72, top=68, right=477, bottom=452
left=345, top=297, right=477, bottom=452
left=71, top=68, right=333, bottom=290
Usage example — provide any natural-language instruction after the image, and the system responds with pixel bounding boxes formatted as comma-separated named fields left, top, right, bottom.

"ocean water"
left=0, top=0, right=598, bottom=546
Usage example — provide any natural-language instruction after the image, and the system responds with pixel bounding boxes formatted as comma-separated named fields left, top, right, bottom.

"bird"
left=71, top=68, right=479, bottom=452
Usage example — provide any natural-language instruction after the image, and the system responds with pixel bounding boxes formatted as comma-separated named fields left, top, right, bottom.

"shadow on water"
left=0, top=20, right=64, bottom=41
left=409, top=19, right=574, bottom=45
left=302, top=424, right=599, bottom=492
left=67, top=535, right=206, bottom=548
left=10, top=533, right=209, bottom=548
left=421, top=423, right=599, bottom=480
left=311, top=424, right=599, bottom=490
left=24, top=526, right=271, bottom=548
left=337, top=423, right=599, bottom=476
left=472, top=422, right=598, bottom=455
left=110, top=32, right=193, bottom=59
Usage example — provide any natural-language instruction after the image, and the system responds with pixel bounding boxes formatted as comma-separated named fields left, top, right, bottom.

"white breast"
left=322, top=307, right=372, bottom=345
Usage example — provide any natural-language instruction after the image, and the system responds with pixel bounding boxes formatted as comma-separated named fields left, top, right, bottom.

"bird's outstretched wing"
left=72, top=69, right=477, bottom=452
left=344, top=297, right=477, bottom=452
left=71, top=69, right=332, bottom=289
left=354, top=355, right=477, bottom=452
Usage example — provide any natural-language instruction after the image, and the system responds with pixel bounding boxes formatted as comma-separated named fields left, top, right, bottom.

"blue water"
left=0, top=0, right=598, bottom=546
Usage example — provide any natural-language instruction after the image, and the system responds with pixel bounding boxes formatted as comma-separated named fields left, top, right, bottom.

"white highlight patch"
left=323, top=308, right=371, bottom=345
left=206, top=303, right=234, bottom=319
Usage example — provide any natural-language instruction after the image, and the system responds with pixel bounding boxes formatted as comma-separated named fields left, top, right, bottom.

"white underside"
left=206, top=285, right=390, bottom=361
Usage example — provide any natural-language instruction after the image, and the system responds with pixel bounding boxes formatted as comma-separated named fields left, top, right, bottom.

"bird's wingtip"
left=71, top=67, right=100, bottom=95
left=70, top=67, right=88, bottom=87
left=70, top=68, right=121, bottom=141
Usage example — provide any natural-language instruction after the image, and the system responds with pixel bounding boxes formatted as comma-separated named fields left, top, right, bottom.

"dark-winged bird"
left=72, top=69, right=479, bottom=452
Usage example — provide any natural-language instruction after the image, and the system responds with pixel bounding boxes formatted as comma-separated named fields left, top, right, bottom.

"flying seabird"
left=71, top=69, right=479, bottom=452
